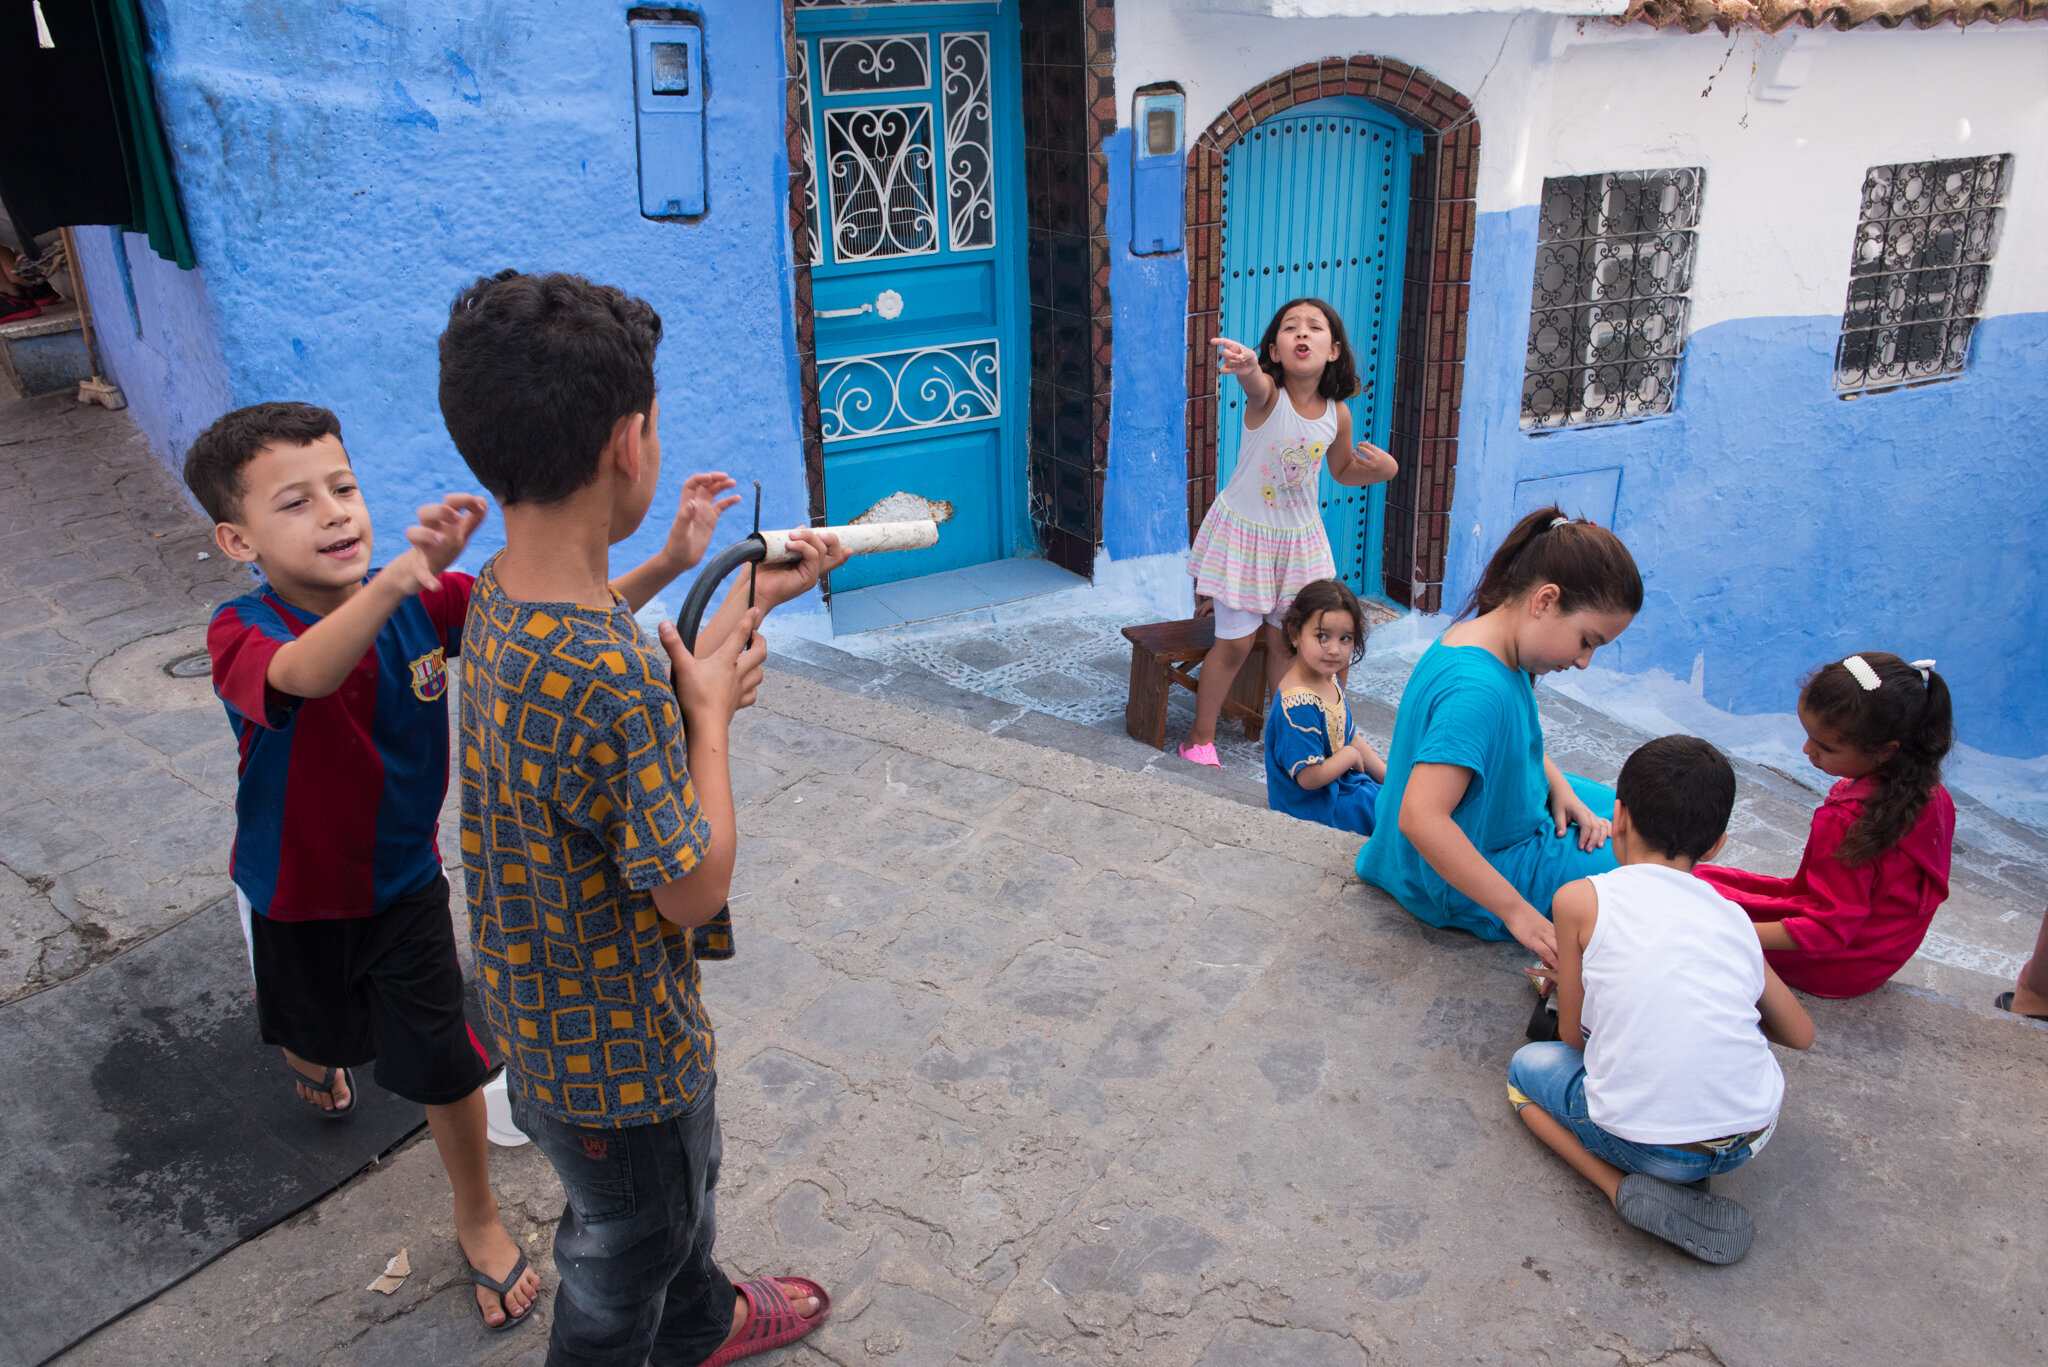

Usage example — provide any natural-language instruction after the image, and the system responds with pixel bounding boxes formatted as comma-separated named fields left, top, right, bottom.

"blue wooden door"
left=1218, top=102, right=1416, bottom=601
left=796, top=2, right=1028, bottom=590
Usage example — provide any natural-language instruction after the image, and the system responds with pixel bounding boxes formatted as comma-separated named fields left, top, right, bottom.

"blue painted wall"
left=1102, top=129, right=1190, bottom=562
left=71, top=228, right=234, bottom=466
left=132, top=0, right=807, bottom=603
left=1451, top=205, right=2048, bottom=758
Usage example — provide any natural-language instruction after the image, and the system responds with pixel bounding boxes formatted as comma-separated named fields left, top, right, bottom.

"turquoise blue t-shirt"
left=1355, top=638, right=1615, bottom=938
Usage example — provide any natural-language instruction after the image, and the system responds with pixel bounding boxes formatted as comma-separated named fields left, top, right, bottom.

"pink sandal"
left=702, top=1276, right=831, bottom=1367
left=1178, top=741, right=1222, bottom=769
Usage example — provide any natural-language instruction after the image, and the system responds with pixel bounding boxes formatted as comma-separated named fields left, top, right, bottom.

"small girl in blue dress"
left=1356, top=507, right=1643, bottom=968
left=1264, top=579, right=1387, bottom=835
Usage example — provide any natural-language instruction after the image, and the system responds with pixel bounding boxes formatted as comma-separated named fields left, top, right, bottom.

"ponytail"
left=1457, top=506, right=1643, bottom=622
left=1800, top=652, right=1954, bottom=866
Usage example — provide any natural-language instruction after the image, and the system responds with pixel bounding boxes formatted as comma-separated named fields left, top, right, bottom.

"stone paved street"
left=0, top=393, right=249, bottom=1003
left=6, top=388, right=2046, bottom=1366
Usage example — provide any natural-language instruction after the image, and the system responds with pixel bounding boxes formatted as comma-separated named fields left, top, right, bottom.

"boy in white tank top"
left=1507, top=736, right=1815, bottom=1265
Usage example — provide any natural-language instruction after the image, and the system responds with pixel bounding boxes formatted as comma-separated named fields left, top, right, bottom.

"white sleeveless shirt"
left=1185, top=390, right=1341, bottom=610
left=1215, top=389, right=1339, bottom=531
left=1580, top=864, right=1785, bottom=1144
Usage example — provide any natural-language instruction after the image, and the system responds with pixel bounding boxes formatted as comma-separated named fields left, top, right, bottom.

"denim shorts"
left=512, top=1079, right=735, bottom=1367
left=1507, top=1041, right=1770, bottom=1184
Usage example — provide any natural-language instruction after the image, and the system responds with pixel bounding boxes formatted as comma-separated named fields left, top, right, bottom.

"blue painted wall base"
left=1454, top=205, right=2048, bottom=757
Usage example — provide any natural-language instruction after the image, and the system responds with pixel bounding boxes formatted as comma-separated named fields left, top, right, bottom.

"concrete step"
left=767, top=633, right=1271, bottom=811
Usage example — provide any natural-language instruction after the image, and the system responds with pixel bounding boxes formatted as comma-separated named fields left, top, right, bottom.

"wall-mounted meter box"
left=1130, top=86, right=1185, bottom=256
left=630, top=14, right=705, bottom=218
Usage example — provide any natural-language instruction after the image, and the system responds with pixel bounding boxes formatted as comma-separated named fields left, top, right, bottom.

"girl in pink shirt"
left=1698, top=652, right=1954, bottom=999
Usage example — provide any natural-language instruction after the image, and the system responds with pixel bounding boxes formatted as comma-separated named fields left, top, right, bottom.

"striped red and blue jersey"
left=208, top=572, right=473, bottom=921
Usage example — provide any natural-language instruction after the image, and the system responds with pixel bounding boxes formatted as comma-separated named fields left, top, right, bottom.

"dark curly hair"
left=438, top=270, right=663, bottom=506
left=1281, top=578, right=1368, bottom=666
left=1254, top=297, right=1360, bottom=402
left=183, top=401, right=343, bottom=524
left=1801, top=652, right=1953, bottom=867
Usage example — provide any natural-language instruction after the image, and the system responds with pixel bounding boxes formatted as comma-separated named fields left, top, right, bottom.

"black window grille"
left=1522, top=167, right=1703, bottom=431
left=1835, top=155, right=2010, bottom=394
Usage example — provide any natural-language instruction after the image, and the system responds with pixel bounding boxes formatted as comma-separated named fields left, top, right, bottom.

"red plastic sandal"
left=702, top=1276, right=831, bottom=1367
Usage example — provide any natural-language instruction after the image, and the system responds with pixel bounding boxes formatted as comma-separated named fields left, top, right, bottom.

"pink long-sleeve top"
left=1696, top=777, right=1954, bottom=999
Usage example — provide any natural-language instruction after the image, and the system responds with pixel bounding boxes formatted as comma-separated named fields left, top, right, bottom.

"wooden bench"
left=1120, top=617, right=1269, bottom=750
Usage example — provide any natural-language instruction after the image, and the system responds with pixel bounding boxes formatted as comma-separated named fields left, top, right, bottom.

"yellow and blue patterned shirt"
left=459, top=558, right=714, bottom=1127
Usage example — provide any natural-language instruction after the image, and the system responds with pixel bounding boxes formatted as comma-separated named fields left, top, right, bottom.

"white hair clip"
left=1549, top=516, right=1570, bottom=529
left=1909, top=658, right=1936, bottom=685
left=1842, top=655, right=1881, bottom=691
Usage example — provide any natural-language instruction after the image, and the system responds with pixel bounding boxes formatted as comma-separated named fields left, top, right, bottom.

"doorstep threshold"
left=829, top=556, right=1087, bottom=635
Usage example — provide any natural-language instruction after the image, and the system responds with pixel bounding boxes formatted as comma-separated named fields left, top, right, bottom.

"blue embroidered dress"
left=1264, top=685, right=1379, bottom=835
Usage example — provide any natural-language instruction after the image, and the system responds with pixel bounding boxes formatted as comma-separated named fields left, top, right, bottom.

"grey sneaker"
left=1614, top=1173, right=1754, bottom=1264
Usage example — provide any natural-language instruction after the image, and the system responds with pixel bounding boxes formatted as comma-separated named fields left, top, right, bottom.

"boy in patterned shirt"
left=190, top=399, right=748, bottom=1334
left=439, top=270, right=842, bottom=1365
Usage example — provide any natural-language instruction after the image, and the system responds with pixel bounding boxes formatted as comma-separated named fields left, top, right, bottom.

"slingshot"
left=671, top=517, right=941, bottom=649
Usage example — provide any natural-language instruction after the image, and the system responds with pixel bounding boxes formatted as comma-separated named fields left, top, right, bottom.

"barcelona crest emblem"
left=409, top=647, right=448, bottom=702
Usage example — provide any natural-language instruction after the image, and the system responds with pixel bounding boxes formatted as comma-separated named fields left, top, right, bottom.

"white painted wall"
left=1117, top=5, right=2048, bottom=322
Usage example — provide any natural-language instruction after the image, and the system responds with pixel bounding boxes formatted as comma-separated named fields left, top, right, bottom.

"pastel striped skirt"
left=1186, top=499, right=1338, bottom=612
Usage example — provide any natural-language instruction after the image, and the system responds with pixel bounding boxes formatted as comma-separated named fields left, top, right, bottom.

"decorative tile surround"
left=1184, top=57, right=1479, bottom=612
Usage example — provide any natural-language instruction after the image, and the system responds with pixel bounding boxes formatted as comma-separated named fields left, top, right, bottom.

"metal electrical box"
left=1130, top=87, right=1185, bottom=256
left=630, top=15, right=705, bottom=218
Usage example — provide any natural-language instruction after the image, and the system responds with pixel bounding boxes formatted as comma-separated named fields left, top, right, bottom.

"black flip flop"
left=1994, top=991, right=2048, bottom=1021
left=289, top=1063, right=356, bottom=1119
left=1614, top=1173, right=1754, bottom=1265
left=466, top=1250, right=536, bottom=1333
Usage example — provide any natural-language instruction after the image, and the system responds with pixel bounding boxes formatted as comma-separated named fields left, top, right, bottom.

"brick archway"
left=1185, top=58, right=1478, bottom=612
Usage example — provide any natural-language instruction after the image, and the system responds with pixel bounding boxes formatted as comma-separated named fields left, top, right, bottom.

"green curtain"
left=91, top=0, right=195, bottom=269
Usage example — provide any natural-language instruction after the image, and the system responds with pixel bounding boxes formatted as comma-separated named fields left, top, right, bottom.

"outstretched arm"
left=1401, top=762, right=1559, bottom=967
left=1212, top=336, right=1277, bottom=416
left=265, top=495, right=487, bottom=698
left=611, top=472, right=743, bottom=613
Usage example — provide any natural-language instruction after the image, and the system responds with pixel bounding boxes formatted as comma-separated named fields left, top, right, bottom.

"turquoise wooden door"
left=1218, top=102, right=1416, bottom=601
left=795, top=2, right=1028, bottom=590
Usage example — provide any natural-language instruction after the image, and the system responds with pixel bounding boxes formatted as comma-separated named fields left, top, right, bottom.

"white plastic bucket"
left=483, top=1071, right=530, bottom=1147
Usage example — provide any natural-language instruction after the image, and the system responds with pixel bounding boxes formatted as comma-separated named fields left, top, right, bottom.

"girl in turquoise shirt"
left=1355, top=508, right=1643, bottom=967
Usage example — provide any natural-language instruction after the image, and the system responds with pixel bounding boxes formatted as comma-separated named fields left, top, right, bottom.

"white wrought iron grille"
left=818, top=340, right=1000, bottom=441
left=1522, top=168, right=1703, bottom=431
left=825, top=105, right=938, bottom=261
left=792, top=41, right=818, bottom=267
left=1835, top=155, right=2010, bottom=394
left=940, top=32, right=993, bottom=250
left=820, top=35, right=929, bottom=94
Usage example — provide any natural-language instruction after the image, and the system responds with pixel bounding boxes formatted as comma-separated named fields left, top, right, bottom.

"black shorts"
left=249, top=873, right=491, bottom=1107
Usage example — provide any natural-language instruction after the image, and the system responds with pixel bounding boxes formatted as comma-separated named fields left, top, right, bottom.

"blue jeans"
left=512, top=1080, right=735, bottom=1367
left=1435, top=776, right=1621, bottom=942
left=1507, top=1042, right=1766, bottom=1184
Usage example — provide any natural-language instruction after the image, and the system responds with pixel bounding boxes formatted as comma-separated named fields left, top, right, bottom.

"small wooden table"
left=1120, top=618, right=1269, bottom=750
